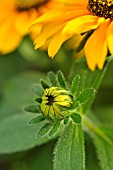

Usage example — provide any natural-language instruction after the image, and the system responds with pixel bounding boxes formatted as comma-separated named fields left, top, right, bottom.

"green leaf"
left=71, top=75, right=81, bottom=95
left=0, top=50, right=29, bottom=95
left=24, top=104, right=41, bottom=113
left=64, top=117, right=69, bottom=125
left=3, top=72, right=45, bottom=112
left=11, top=142, right=53, bottom=170
left=93, top=128, right=113, bottom=170
left=32, top=84, right=43, bottom=96
left=0, top=72, right=46, bottom=120
left=54, top=122, right=85, bottom=170
left=69, top=57, right=111, bottom=90
left=57, top=71, right=67, bottom=89
left=48, top=71, right=58, bottom=86
left=77, top=88, right=96, bottom=104
left=49, top=121, right=61, bottom=137
left=0, top=113, right=51, bottom=154
left=83, top=114, right=113, bottom=170
left=41, top=80, right=50, bottom=89
left=71, top=101, right=79, bottom=109
left=37, top=123, right=52, bottom=138
left=71, top=113, right=81, bottom=124
left=35, top=97, right=42, bottom=103
left=85, top=133, right=100, bottom=170
left=28, top=115, right=45, bottom=125
left=93, top=106, right=113, bottom=128
left=68, top=57, right=112, bottom=113
left=83, top=114, right=113, bottom=145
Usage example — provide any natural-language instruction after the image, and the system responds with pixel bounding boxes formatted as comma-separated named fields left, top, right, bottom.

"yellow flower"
left=0, top=0, right=62, bottom=54
left=31, top=0, right=113, bottom=70
left=41, top=87, right=73, bottom=121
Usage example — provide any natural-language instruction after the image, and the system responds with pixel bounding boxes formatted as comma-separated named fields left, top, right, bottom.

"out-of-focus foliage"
left=0, top=37, right=113, bottom=170
left=0, top=37, right=73, bottom=169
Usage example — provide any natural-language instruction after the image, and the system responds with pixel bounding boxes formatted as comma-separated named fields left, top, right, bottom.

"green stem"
left=83, top=115, right=113, bottom=146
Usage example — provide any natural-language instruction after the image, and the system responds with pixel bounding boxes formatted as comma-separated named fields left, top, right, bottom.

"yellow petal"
left=31, top=5, right=89, bottom=26
left=48, top=30, right=71, bottom=57
left=54, top=0, right=88, bottom=5
left=85, top=19, right=110, bottom=71
left=63, top=15, right=105, bottom=34
left=55, top=101, right=71, bottom=107
left=107, top=21, right=113, bottom=57
left=51, top=89, right=68, bottom=97
left=29, top=23, right=42, bottom=40
left=54, top=95, right=70, bottom=102
left=0, top=22, right=22, bottom=54
left=49, top=106, right=55, bottom=118
left=53, top=104, right=61, bottom=116
left=41, top=102, right=49, bottom=115
left=32, top=10, right=63, bottom=25
left=44, top=105, right=50, bottom=116
left=15, top=9, right=38, bottom=36
left=34, top=22, right=64, bottom=49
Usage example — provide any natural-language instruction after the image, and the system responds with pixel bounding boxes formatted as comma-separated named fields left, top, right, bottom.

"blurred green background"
left=0, top=37, right=113, bottom=170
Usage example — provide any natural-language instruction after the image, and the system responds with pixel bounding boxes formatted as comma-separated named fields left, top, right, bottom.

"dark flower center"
left=46, top=95, right=55, bottom=106
left=15, top=0, right=48, bottom=10
left=88, top=0, right=113, bottom=19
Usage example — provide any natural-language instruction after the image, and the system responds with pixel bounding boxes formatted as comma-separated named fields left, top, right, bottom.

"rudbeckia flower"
left=31, top=0, right=113, bottom=70
left=0, top=0, right=63, bottom=54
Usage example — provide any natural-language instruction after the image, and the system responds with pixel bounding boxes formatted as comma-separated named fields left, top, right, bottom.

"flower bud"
left=41, top=87, right=73, bottom=121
